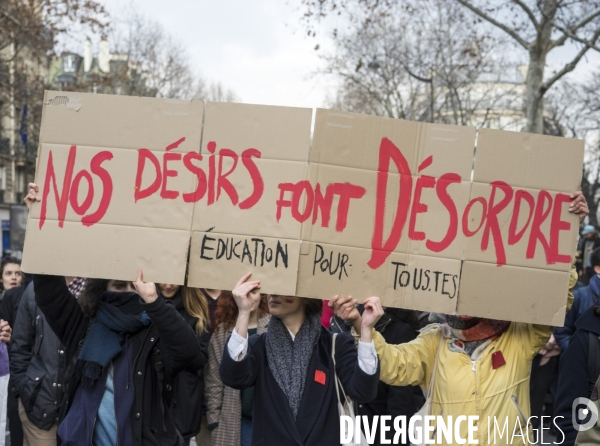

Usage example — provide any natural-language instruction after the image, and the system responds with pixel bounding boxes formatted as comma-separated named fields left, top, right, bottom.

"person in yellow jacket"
left=330, top=191, right=588, bottom=446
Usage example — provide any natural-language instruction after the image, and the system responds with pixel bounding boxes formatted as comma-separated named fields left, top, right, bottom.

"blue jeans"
left=240, top=416, right=252, bottom=446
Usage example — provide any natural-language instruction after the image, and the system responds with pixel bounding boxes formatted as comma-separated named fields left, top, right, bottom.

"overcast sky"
left=92, top=0, right=337, bottom=108
left=89, top=0, right=599, bottom=109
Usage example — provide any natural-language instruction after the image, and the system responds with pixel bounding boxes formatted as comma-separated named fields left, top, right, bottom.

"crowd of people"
left=0, top=184, right=592, bottom=445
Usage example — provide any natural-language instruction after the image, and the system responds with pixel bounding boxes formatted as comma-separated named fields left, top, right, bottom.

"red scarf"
left=446, top=316, right=510, bottom=342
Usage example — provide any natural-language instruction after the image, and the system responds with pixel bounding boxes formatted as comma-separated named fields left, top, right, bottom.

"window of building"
left=15, top=167, right=25, bottom=193
left=0, top=166, right=6, bottom=191
left=63, top=54, right=78, bottom=73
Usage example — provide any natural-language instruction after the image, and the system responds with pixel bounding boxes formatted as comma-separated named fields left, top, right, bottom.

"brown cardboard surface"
left=201, top=101, right=312, bottom=161
left=22, top=92, right=584, bottom=324
left=297, top=242, right=389, bottom=300
left=187, top=102, right=312, bottom=288
left=30, top=144, right=197, bottom=230
left=23, top=218, right=190, bottom=284
left=187, top=231, right=300, bottom=295
left=191, top=158, right=309, bottom=239
left=299, top=164, right=472, bottom=259
left=463, top=183, right=579, bottom=271
left=311, top=108, right=476, bottom=180
left=41, top=91, right=203, bottom=152
left=383, top=253, right=460, bottom=315
left=22, top=91, right=203, bottom=284
left=297, top=242, right=459, bottom=314
left=473, top=128, right=584, bottom=193
left=457, top=261, right=570, bottom=326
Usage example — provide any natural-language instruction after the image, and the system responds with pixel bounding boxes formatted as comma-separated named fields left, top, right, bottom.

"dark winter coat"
left=10, top=281, right=68, bottom=430
left=33, top=274, right=203, bottom=446
left=331, top=309, right=424, bottom=445
left=554, top=285, right=599, bottom=352
left=220, top=326, right=379, bottom=446
left=555, top=305, right=600, bottom=446
left=169, top=293, right=210, bottom=439
left=0, top=274, right=33, bottom=330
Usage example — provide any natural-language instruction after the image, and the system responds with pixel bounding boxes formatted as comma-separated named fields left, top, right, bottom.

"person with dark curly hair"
left=205, top=290, right=269, bottom=446
left=219, top=273, right=380, bottom=445
left=0, top=257, right=22, bottom=300
left=29, top=271, right=203, bottom=446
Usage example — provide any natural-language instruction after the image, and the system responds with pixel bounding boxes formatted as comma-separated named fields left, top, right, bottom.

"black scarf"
left=77, top=291, right=150, bottom=387
left=265, top=313, right=321, bottom=419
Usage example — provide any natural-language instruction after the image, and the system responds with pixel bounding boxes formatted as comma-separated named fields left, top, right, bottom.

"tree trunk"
left=523, top=0, right=558, bottom=135
left=524, top=54, right=545, bottom=134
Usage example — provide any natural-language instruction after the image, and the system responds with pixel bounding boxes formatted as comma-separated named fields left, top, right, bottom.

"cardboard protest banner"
left=22, top=91, right=203, bottom=285
left=22, top=91, right=584, bottom=325
left=187, top=101, right=312, bottom=294
left=296, top=110, right=476, bottom=316
left=458, top=129, right=583, bottom=324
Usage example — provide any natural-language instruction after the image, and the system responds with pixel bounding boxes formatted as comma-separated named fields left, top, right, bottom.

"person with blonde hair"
left=157, top=282, right=210, bottom=445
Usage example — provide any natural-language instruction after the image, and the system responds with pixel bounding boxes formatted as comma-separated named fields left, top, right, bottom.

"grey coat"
left=10, top=282, right=68, bottom=430
left=205, top=313, right=270, bottom=446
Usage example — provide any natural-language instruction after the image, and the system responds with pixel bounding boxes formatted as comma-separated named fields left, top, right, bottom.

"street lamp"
left=368, top=58, right=435, bottom=123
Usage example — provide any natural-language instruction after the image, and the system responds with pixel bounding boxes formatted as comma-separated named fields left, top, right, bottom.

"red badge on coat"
left=315, top=370, right=326, bottom=385
left=492, top=351, right=506, bottom=369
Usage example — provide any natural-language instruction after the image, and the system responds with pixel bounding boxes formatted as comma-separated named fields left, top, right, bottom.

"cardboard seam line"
left=191, top=231, right=302, bottom=246
left=189, top=224, right=303, bottom=243
left=298, top=238, right=573, bottom=274
left=297, top=240, right=462, bottom=264
left=27, top=218, right=194, bottom=233
left=39, top=139, right=203, bottom=154
left=40, top=142, right=203, bottom=153
left=38, top=144, right=315, bottom=165
left=458, top=258, right=572, bottom=274
left=188, top=100, right=208, bottom=233
left=468, top=181, right=584, bottom=199
left=299, top=158, right=321, bottom=246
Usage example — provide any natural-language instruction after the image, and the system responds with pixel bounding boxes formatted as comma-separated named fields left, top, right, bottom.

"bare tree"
left=321, top=0, right=524, bottom=129
left=0, top=0, right=109, bottom=201
left=300, top=0, right=600, bottom=134
left=102, top=10, right=237, bottom=102
left=454, top=0, right=600, bottom=134
left=549, top=72, right=600, bottom=224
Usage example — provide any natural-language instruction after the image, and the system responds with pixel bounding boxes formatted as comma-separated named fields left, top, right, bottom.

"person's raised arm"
left=219, top=273, right=262, bottom=390
left=360, top=296, right=384, bottom=343
left=329, top=295, right=362, bottom=334
left=232, top=273, right=260, bottom=341
left=24, top=182, right=40, bottom=210
left=332, top=295, right=439, bottom=387
left=227, top=273, right=260, bottom=362
left=34, top=275, right=88, bottom=359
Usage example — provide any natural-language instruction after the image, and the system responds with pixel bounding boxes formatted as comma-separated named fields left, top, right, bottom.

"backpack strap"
left=587, top=332, right=600, bottom=397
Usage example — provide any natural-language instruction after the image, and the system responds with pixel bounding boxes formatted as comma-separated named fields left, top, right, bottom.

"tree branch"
left=513, top=0, right=540, bottom=31
left=551, top=22, right=600, bottom=52
left=455, top=0, right=529, bottom=49
left=550, top=9, right=600, bottom=49
left=0, top=6, right=23, bottom=26
left=543, top=27, right=600, bottom=91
